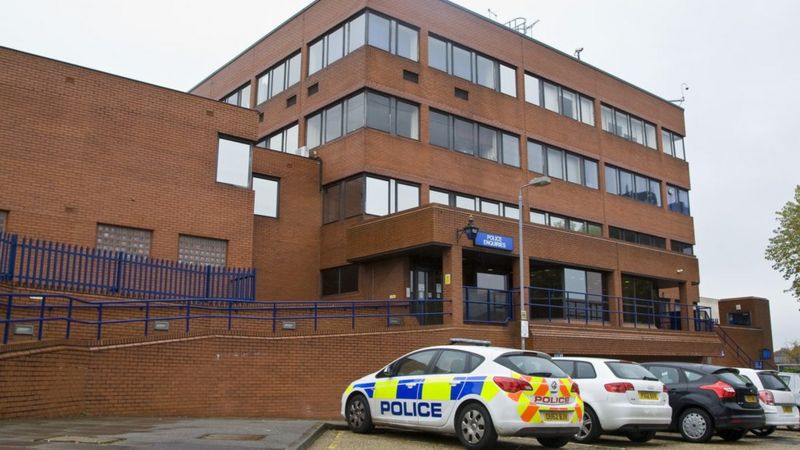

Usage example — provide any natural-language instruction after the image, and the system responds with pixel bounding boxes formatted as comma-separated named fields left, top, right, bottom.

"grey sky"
left=1, top=0, right=798, bottom=349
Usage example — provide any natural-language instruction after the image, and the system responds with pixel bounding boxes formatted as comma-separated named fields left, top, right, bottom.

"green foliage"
left=778, top=340, right=800, bottom=365
left=765, top=186, right=800, bottom=301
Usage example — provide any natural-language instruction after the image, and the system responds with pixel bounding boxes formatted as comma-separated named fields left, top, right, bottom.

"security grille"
left=178, top=235, right=227, bottom=267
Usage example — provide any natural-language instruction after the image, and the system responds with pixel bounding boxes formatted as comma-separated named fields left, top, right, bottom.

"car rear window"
left=496, top=353, right=568, bottom=378
left=716, top=370, right=751, bottom=387
left=759, top=372, right=790, bottom=391
left=606, top=362, right=658, bottom=380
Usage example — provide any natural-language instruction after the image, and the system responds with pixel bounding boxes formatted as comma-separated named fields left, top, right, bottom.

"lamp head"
left=464, top=215, right=479, bottom=240
left=529, top=176, right=552, bottom=187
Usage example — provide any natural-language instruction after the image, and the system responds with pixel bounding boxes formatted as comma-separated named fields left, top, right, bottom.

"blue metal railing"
left=463, top=287, right=513, bottom=324
left=528, top=287, right=716, bottom=332
left=0, top=232, right=255, bottom=301
left=0, top=293, right=451, bottom=344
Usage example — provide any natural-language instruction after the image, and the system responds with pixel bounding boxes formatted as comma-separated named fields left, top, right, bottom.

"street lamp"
left=518, top=175, right=551, bottom=350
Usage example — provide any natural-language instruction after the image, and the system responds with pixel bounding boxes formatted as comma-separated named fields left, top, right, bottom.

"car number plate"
left=541, top=411, right=569, bottom=422
left=639, top=391, right=659, bottom=401
left=783, top=406, right=793, bottom=414
left=745, top=395, right=757, bottom=404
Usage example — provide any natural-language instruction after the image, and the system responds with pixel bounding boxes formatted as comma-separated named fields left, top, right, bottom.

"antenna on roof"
left=502, top=17, right=539, bottom=38
left=574, top=47, right=584, bottom=60
left=487, top=9, right=498, bottom=20
left=669, top=83, right=690, bottom=104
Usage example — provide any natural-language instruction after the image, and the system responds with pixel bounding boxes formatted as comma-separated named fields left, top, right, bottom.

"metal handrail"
left=463, top=286, right=513, bottom=324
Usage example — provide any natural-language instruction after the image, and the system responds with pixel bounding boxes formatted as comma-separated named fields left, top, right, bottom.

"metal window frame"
left=252, top=174, right=280, bottom=219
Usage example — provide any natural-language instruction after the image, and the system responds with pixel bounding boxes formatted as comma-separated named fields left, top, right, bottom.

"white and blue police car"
left=341, top=339, right=583, bottom=449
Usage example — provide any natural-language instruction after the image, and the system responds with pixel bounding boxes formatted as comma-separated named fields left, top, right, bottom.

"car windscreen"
left=495, top=353, right=567, bottom=378
left=759, top=372, right=790, bottom=391
left=715, top=370, right=751, bottom=388
left=606, top=361, right=658, bottom=380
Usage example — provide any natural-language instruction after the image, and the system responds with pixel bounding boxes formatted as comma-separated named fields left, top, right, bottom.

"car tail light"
left=571, top=382, right=580, bottom=396
left=604, top=382, right=634, bottom=393
left=663, top=384, right=669, bottom=393
left=493, top=376, right=533, bottom=393
left=700, top=380, right=736, bottom=399
left=759, top=390, right=775, bottom=405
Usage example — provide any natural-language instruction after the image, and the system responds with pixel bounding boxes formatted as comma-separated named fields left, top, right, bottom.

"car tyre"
left=750, top=426, right=776, bottom=437
left=574, top=406, right=602, bottom=443
left=345, top=394, right=374, bottom=434
left=626, top=430, right=656, bottom=443
left=718, top=429, right=747, bottom=441
left=537, top=436, right=572, bottom=448
left=455, top=402, right=497, bottom=450
left=678, top=408, right=714, bottom=443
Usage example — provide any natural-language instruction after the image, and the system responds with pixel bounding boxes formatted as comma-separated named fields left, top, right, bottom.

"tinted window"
left=647, top=365, right=681, bottom=385
left=433, top=350, right=484, bottom=374
left=429, top=110, right=450, bottom=148
left=684, top=370, right=704, bottom=382
left=607, top=362, right=657, bottom=380
left=366, top=92, right=391, bottom=133
left=554, top=360, right=574, bottom=376
left=717, top=371, right=751, bottom=387
left=759, top=372, right=790, bottom=391
left=395, top=350, right=437, bottom=376
left=576, top=362, right=597, bottom=379
left=495, top=353, right=567, bottom=377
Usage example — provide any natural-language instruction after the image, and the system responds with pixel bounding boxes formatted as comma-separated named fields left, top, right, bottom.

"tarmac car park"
left=341, top=339, right=582, bottom=450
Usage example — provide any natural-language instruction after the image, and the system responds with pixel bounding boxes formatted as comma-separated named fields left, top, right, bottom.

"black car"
left=641, top=362, right=765, bottom=443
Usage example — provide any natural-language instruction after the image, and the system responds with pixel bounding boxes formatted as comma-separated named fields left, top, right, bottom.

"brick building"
left=2, top=0, right=724, bottom=364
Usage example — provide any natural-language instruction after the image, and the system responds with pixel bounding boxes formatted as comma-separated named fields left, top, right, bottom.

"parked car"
left=553, top=357, right=671, bottom=443
left=641, top=362, right=765, bottom=443
left=779, top=372, right=800, bottom=430
left=341, top=339, right=582, bottom=450
left=737, top=368, right=800, bottom=435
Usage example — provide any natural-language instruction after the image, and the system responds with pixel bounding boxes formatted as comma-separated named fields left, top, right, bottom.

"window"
left=647, top=366, right=681, bottom=385
left=253, top=176, right=279, bottom=218
left=178, top=235, right=227, bottom=267
left=609, top=226, right=666, bottom=249
left=323, top=174, right=419, bottom=223
left=216, top=137, right=251, bottom=188
left=530, top=210, right=602, bottom=237
left=662, top=128, right=687, bottom=160
left=256, top=123, right=302, bottom=156
left=96, top=224, right=151, bottom=256
left=524, top=73, right=594, bottom=125
left=667, top=185, right=691, bottom=215
left=431, top=188, right=518, bottom=219
left=221, top=83, right=251, bottom=108
left=600, top=104, right=658, bottom=149
left=256, top=52, right=301, bottom=104
left=432, top=350, right=484, bottom=374
left=394, top=350, right=437, bottom=376
left=553, top=360, right=597, bottom=379
left=727, top=311, right=751, bottom=326
left=0, top=210, right=6, bottom=232
left=309, top=11, right=418, bottom=76
left=605, top=165, right=662, bottom=206
left=428, top=34, right=516, bottom=97
left=527, top=139, right=599, bottom=189
left=306, top=90, right=419, bottom=149
left=605, top=362, right=657, bottom=380
left=671, top=240, right=694, bottom=256
left=321, top=265, right=359, bottom=296
left=684, top=370, right=704, bottom=382
left=429, top=109, right=520, bottom=167
left=495, top=353, right=568, bottom=378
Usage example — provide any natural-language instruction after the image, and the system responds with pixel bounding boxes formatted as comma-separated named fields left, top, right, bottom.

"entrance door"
left=410, top=268, right=443, bottom=325
left=475, top=272, right=510, bottom=322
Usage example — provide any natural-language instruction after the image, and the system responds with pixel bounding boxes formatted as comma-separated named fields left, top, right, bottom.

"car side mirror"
left=377, top=365, right=393, bottom=378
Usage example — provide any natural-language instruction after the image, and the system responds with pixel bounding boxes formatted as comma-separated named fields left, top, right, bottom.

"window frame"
left=256, top=51, right=302, bottom=105
left=600, top=103, right=659, bottom=149
left=527, top=139, right=599, bottom=190
left=605, top=164, right=663, bottom=207
left=429, top=108, right=520, bottom=167
left=428, top=33, right=517, bottom=97
left=252, top=175, right=280, bottom=218
left=216, top=135, right=253, bottom=189
left=321, top=265, right=359, bottom=296
left=221, top=82, right=251, bottom=108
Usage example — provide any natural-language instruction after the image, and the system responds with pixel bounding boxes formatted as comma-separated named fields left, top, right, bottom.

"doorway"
left=409, top=266, right=443, bottom=325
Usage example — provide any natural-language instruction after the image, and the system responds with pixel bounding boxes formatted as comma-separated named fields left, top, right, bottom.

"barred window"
left=96, top=224, right=151, bottom=256
left=0, top=210, right=7, bottom=232
left=178, top=235, right=227, bottom=267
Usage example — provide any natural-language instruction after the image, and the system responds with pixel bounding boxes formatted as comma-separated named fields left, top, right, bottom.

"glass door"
left=410, top=268, right=443, bottom=325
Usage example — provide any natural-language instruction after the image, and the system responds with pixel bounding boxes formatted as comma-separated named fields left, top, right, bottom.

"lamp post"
left=518, top=176, right=551, bottom=350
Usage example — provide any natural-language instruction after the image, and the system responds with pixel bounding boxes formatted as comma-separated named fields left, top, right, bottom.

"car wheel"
left=750, top=426, right=776, bottom=437
left=626, top=430, right=656, bottom=443
left=678, top=408, right=714, bottom=443
left=345, top=394, right=373, bottom=434
left=455, top=402, right=497, bottom=450
left=536, top=436, right=572, bottom=448
left=574, top=406, right=602, bottom=443
left=718, top=429, right=748, bottom=441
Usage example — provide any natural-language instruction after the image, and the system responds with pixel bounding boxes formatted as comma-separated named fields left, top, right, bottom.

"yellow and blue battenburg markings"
left=346, top=376, right=499, bottom=402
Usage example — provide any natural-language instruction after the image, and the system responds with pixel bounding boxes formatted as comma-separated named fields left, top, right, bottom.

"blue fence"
left=0, top=232, right=255, bottom=301
left=463, top=286, right=513, bottom=324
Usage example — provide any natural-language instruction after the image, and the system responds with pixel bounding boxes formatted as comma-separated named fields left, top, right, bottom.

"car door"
left=371, top=349, right=438, bottom=427
left=417, top=349, right=482, bottom=429
left=646, top=365, right=686, bottom=416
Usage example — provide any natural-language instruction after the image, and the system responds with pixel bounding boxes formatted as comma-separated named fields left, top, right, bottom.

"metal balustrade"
left=463, top=286, right=513, bottom=324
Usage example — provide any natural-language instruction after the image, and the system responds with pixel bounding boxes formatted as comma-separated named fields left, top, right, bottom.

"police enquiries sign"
left=474, top=232, right=513, bottom=251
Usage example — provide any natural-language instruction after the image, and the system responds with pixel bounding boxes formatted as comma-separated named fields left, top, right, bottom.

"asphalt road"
left=309, top=427, right=800, bottom=450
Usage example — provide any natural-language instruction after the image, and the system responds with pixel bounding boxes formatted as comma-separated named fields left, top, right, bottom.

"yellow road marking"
left=327, top=430, right=343, bottom=450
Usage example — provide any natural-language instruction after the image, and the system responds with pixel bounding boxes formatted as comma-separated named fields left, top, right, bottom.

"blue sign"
left=474, top=232, right=514, bottom=251
left=761, top=348, right=772, bottom=360
left=754, top=360, right=764, bottom=370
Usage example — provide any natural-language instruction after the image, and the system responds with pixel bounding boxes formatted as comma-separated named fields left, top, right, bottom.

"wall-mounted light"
left=282, top=321, right=297, bottom=330
left=676, top=268, right=684, bottom=273
left=456, top=215, right=480, bottom=241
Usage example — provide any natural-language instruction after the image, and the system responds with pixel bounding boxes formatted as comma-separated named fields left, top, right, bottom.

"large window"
left=221, top=83, right=251, bottom=108
left=253, top=176, right=279, bottom=218
left=321, top=265, right=359, bottom=296
left=96, top=224, right=151, bottom=256
left=609, top=226, right=666, bottom=249
left=527, top=140, right=599, bottom=189
left=178, top=235, right=227, bottom=267
left=662, top=129, right=687, bottom=160
left=306, top=90, right=419, bottom=149
left=256, top=123, right=302, bottom=156
left=429, top=109, right=520, bottom=167
left=428, top=35, right=516, bottom=97
left=671, top=240, right=694, bottom=256
left=308, top=11, right=418, bottom=76
left=430, top=188, right=519, bottom=219
left=605, top=165, right=662, bottom=206
left=216, top=137, right=252, bottom=188
left=323, top=174, right=419, bottom=224
left=530, top=210, right=602, bottom=236
left=601, top=104, right=658, bottom=150
left=667, top=185, right=691, bottom=215
left=256, top=52, right=301, bottom=104
left=524, top=73, right=594, bottom=126
left=531, top=264, right=605, bottom=321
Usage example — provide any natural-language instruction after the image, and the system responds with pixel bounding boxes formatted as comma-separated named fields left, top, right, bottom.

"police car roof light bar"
left=449, top=338, right=491, bottom=346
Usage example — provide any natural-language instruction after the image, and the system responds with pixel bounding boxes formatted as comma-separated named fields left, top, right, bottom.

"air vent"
left=286, top=95, right=297, bottom=107
left=455, top=87, right=469, bottom=100
left=308, top=83, right=319, bottom=96
left=403, top=70, right=419, bottom=83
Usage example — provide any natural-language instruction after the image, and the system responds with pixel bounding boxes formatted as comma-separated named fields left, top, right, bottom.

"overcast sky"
left=1, top=0, right=798, bottom=349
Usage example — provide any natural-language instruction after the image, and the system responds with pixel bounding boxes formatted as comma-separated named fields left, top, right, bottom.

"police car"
left=341, top=339, right=582, bottom=449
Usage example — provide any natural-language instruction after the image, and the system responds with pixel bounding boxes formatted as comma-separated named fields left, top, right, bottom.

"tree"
left=766, top=186, right=800, bottom=301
